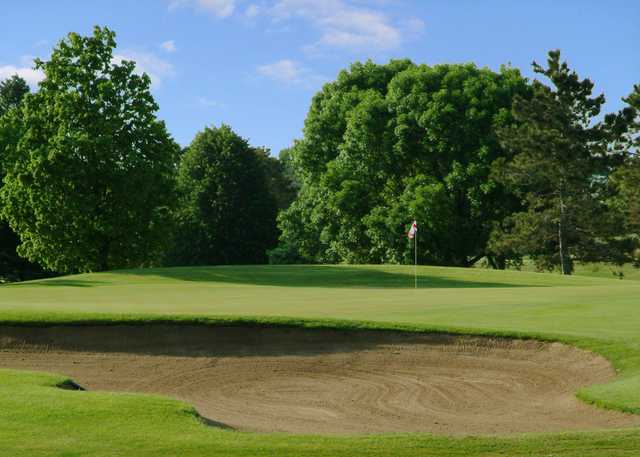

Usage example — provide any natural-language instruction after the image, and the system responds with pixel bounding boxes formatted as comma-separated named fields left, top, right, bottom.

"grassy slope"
left=1, top=264, right=640, bottom=456
left=501, top=260, right=640, bottom=281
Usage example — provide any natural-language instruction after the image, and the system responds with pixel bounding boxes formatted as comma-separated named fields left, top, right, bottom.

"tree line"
left=0, top=26, right=637, bottom=280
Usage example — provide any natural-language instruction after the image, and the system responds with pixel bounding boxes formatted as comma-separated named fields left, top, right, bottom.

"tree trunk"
left=466, top=254, right=484, bottom=267
left=99, top=240, right=110, bottom=272
left=496, top=255, right=506, bottom=270
left=558, top=196, right=571, bottom=275
left=487, top=255, right=507, bottom=270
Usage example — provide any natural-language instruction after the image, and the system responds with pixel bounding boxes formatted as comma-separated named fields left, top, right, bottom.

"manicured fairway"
left=1, top=265, right=640, bottom=456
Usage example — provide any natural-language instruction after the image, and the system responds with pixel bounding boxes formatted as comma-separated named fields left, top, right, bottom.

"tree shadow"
left=114, top=265, right=535, bottom=289
left=7, top=279, right=108, bottom=288
left=0, top=324, right=479, bottom=358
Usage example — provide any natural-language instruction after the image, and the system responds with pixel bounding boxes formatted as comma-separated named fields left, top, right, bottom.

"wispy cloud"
left=168, top=0, right=425, bottom=53
left=0, top=56, right=44, bottom=87
left=269, top=0, right=402, bottom=53
left=1, top=52, right=176, bottom=90
left=245, top=3, right=260, bottom=19
left=258, top=59, right=301, bottom=83
left=112, top=50, right=175, bottom=87
left=257, top=59, right=324, bottom=87
left=161, top=40, right=177, bottom=53
left=196, top=96, right=223, bottom=108
left=168, top=0, right=235, bottom=18
left=32, top=39, right=50, bottom=49
left=405, top=17, right=426, bottom=36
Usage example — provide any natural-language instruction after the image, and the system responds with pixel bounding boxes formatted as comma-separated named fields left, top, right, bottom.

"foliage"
left=609, top=84, right=640, bottom=265
left=0, top=75, right=29, bottom=116
left=0, top=75, right=49, bottom=281
left=0, top=27, right=179, bottom=273
left=170, top=124, right=278, bottom=265
left=491, top=50, right=636, bottom=274
left=278, top=60, right=530, bottom=267
left=267, top=242, right=308, bottom=264
left=255, top=147, right=298, bottom=211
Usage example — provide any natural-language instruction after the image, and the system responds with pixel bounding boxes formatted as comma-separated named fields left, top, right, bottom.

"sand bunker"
left=1, top=325, right=638, bottom=435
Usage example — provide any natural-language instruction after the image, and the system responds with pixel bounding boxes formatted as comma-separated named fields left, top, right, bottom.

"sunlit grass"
left=1, top=264, right=639, bottom=456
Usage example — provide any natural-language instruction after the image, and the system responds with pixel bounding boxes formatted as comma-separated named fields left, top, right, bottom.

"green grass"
left=1, top=264, right=640, bottom=456
left=497, top=259, right=640, bottom=281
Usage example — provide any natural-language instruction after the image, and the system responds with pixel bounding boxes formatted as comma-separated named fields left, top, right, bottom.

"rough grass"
left=499, top=260, right=640, bottom=281
left=1, top=264, right=639, bottom=456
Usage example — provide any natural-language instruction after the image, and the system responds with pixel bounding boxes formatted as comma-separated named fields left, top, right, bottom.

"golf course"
left=1, top=265, right=640, bottom=456
left=1, top=2, right=639, bottom=455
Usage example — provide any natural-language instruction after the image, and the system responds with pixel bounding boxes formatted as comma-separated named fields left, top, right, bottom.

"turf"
left=1, top=264, right=640, bottom=456
left=502, top=260, right=640, bottom=281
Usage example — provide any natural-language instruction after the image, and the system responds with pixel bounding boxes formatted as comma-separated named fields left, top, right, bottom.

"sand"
left=1, top=325, right=638, bottom=435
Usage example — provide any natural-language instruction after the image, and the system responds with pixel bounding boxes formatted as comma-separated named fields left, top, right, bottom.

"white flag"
left=408, top=220, right=417, bottom=239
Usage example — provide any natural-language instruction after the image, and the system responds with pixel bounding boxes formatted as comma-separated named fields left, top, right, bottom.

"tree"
left=0, top=26, right=178, bottom=273
left=255, top=147, right=298, bottom=211
left=492, top=50, right=634, bottom=274
left=278, top=59, right=529, bottom=266
left=0, top=75, right=47, bottom=281
left=170, top=124, right=278, bottom=265
left=609, top=84, right=640, bottom=264
left=0, top=76, right=29, bottom=117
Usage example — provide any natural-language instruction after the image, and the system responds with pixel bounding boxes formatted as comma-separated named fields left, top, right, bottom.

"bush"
left=267, top=243, right=309, bottom=265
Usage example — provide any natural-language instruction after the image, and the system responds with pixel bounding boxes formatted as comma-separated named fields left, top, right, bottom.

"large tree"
left=0, top=75, right=46, bottom=281
left=278, top=60, right=529, bottom=266
left=0, top=26, right=178, bottom=273
left=492, top=51, right=634, bottom=274
left=170, top=124, right=278, bottom=265
left=609, top=84, right=640, bottom=264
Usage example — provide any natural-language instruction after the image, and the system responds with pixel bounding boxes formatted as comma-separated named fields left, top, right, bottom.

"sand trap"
left=0, top=325, right=638, bottom=435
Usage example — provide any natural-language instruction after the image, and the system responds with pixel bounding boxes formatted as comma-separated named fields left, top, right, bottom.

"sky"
left=1, top=0, right=638, bottom=155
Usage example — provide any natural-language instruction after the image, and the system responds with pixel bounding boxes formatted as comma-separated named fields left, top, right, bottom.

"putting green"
left=1, top=265, right=639, bottom=456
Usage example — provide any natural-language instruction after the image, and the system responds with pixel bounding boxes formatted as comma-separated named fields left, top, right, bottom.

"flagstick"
left=414, top=230, right=417, bottom=289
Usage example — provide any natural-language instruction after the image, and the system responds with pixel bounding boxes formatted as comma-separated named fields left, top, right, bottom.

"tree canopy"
left=0, top=26, right=179, bottom=273
left=0, top=25, right=638, bottom=278
left=609, top=84, right=640, bottom=264
left=491, top=50, right=636, bottom=274
left=0, top=75, right=29, bottom=117
left=278, top=59, right=530, bottom=267
left=0, top=75, right=46, bottom=281
left=170, top=124, right=279, bottom=266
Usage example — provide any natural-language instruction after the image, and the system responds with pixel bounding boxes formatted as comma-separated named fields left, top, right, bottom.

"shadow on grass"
left=112, top=265, right=535, bottom=289
left=8, top=279, right=108, bottom=288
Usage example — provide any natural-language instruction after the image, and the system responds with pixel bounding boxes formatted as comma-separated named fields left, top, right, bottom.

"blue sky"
left=1, top=1, right=638, bottom=155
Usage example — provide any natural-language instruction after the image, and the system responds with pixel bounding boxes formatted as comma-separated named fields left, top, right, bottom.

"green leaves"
left=0, top=26, right=178, bottom=273
left=170, top=125, right=278, bottom=266
left=493, top=50, right=638, bottom=272
left=278, top=60, right=529, bottom=266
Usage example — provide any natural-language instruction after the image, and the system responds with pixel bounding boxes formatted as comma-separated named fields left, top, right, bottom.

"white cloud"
left=167, top=0, right=424, bottom=53
left=405, top=17, right=425, bottom=36
left=257, top=59, right=325, bottom=88
left=0, top=60, right=44, bottom=88
left=112, top=50, right=174, bottom=87
left=270, top=0, right=402, bottom=52
left=2, top=52, right=176, bottom=91
left=258, top=59, right=301, bottom=83
left=33, top=39, right=50, bottom=49
left=169, top=0, right=235, bottom=18
left=161, top=40, right=177, bottom=53
left=197, top=96, right=223, bottom=108
left=245, top=4, right=260, bottom=18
